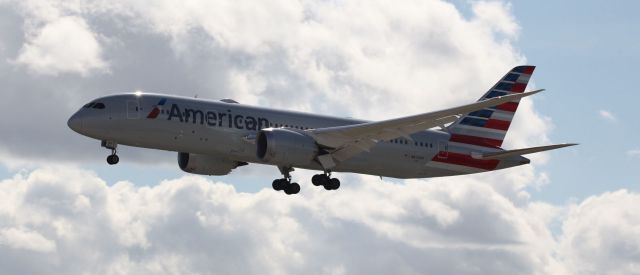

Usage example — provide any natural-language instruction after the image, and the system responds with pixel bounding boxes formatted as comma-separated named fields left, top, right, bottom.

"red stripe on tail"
left=495, top=102, right=519, bottom=112
left=511, top=83, right=526, bottom=93
left=484, top=119, right=510, bottom=131
left=450, top=134, right=503, bottom=147
left=521, top=66, right=535, bottom=74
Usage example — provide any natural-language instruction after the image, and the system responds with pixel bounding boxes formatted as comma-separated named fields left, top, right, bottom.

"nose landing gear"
left=102, top=140, right=119, bottom=165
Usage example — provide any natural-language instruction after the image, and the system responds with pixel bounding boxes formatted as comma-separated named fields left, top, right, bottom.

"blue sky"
left=511, top=0, right=640, bottom=202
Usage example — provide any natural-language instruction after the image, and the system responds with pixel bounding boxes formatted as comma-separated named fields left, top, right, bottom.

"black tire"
left=107, top=155, right=118, bottom=165
left=330, top=178, right=340, bottom=190
left=272, top=179, right=286, bottom=191
left=111, top=155, right=119, bottom=164
left=312, top=174, right=323, bottom=186
left=285, top=182, right=300, bottom=195
left=323, top=182, right=333, bottom=190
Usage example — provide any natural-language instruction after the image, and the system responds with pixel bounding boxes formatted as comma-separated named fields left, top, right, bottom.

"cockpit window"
left=82, top=102, right=106, bottom=109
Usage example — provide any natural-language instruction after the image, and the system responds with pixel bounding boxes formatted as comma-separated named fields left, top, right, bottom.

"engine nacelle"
left=178, top=152, right=245, bottom=175
left=257, top=128, right=319, bottom=166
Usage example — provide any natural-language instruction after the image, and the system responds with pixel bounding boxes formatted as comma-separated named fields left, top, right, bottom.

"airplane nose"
left=67, top=114, right=83, bottom=132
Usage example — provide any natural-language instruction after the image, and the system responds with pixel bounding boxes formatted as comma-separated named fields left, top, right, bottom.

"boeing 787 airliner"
left=68, top=66, right=576, bottom=195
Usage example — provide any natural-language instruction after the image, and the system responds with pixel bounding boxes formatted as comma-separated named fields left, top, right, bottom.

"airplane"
left=67, top=65, right=576, bottom=195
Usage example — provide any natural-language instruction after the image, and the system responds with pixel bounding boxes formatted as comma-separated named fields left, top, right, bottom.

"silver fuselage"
left=68, top=93, right=527, bottom=178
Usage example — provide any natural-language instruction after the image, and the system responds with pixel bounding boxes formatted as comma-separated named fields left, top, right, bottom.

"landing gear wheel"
left=106, top=154, right=119, bottom=165
left=273, top=166, right=301, bottom=195
left=272, top=179, right=287, bottom=191
left=102, top=140, right=119, bottom=165
left=330, top=178, right=340, bottom=190
left=323, top=178, right=340, bottom=190
left=312, top=174, right=325, bottom=186
left=284, top=182, right=301, bottom=195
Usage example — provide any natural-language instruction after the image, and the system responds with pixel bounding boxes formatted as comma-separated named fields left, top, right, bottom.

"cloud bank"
left=14, top=16, right=107, bottom=76
left=0, top=167, right=638, bottom=274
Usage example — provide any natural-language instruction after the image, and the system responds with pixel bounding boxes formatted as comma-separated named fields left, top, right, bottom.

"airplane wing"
left=306, top=89, right=544, bottom=167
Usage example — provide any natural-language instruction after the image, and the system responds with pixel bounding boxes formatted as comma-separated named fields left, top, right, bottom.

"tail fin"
left=446, top=65, right=535, bottom=148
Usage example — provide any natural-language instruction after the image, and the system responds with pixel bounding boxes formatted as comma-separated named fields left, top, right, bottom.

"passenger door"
left=127, top=100, right=140, bottom=119
left=437, top=140, right=449, bottom=159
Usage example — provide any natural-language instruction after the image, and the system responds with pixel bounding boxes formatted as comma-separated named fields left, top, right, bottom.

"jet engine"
left=257, top=128, right=319, bottom=166
left=178, top=152, right=246, bottom=175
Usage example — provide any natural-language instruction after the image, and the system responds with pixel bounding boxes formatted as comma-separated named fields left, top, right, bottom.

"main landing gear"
left=102, top=140, right=119, bottom=165
left=311, top=172, right=340, bottom=190
left=272, top=168, right=341, bottom=195
left=272, top=166, right=301, bottom=195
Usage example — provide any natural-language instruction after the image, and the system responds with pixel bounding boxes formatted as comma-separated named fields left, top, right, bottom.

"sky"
left=0, top=0, right=638, bottom=274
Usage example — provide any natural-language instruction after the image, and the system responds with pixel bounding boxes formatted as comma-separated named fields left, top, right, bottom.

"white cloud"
left=558, top=190, right=640, bottom=275
left=15, top=16, right=107, bottom=76
left=0, top=166, right=638, bottom=274
left=0, top=166, right=563, bottom=274
left=598, top=110, right=617, bottom=123
left=471, top=1, right=519, bottom=37
left=0, top=227, right=56, bottom=253
left=627, top=149, right=640, bottom=158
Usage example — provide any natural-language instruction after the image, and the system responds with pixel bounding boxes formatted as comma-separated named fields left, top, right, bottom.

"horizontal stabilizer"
left=479, top=143, right=578, bottom=160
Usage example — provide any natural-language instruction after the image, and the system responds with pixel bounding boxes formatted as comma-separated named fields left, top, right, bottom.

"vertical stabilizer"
left=446, top=66, right=535, bottom=148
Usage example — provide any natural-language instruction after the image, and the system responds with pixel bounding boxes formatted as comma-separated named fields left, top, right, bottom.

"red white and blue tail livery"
left=67, top=66, right=576, bottom=195
left=448, top=65, right=535, bottom=148
left=428, top=66, right=540, bottom=173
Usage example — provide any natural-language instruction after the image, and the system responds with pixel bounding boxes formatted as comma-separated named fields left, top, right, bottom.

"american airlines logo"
left=146, top=98, right=167, bottom=119
left=148, top=99, right=271, bottom=130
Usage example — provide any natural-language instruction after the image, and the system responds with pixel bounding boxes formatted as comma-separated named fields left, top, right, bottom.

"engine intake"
left=257, top=128, right=318, bottom=166
left=178, top=152, right=246, bottom=175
